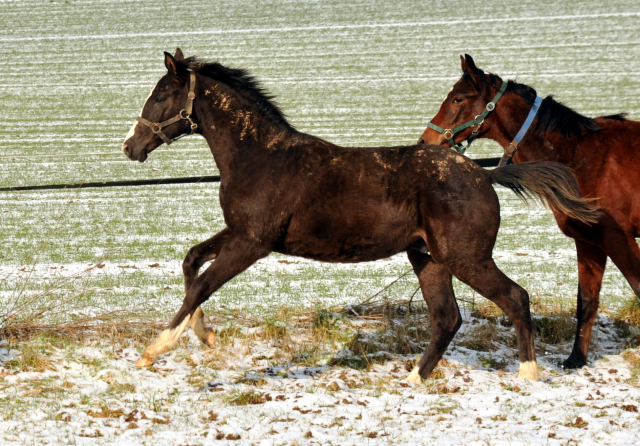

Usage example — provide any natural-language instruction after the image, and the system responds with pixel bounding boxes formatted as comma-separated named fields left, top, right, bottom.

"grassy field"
left=3, top=2, right=640, bottom=445
left=1, top=0, right=640, bottom=321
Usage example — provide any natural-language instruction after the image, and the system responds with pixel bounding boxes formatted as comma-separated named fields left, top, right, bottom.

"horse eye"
left=156, top=98, right=166, bottom=104
left=452, top=97, right=463, bottom=104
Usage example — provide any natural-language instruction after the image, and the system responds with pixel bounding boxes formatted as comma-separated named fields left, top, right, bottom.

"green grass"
left=1, top=0, right=639, bottom=324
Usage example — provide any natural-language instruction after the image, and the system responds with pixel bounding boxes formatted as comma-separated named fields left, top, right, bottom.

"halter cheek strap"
left=136, top=72, right=198, bottom=145
left=427, top=81, right=507, bottom=154
left=498, top=95, right=543, bottom=166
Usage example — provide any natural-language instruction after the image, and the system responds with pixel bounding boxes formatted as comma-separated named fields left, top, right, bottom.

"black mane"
left=182, top=57, right=294, bottom=130
left=466, top=70, right=627, bottom=139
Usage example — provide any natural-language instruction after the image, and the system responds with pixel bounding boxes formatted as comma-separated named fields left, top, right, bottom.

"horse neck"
left=488, top=94, right=576, bottom=164
left=194, top=76, right=298, bottom=178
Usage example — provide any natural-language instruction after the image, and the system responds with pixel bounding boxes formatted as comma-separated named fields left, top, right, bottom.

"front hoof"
left=204, top=331, right=216, bottom=348
left=563, top=353, right=587, bottom=370
left=135, top=357, right=154, bottom=367
left=404, top=366, right=423, bottom=384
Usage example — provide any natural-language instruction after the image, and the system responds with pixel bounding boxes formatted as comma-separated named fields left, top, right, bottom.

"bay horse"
left=122, top=49, right=599, bottom=382
left=419, top=54, right=640, bottom=369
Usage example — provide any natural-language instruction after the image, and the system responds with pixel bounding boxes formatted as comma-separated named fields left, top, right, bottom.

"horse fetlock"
left=518, top=360, right=539, bottom=381
left=563, top=352, right=587, bottom=370
left=135, top=356, right=155, bottom=368
left=404, top=366, right=423, bottom=384
left=205, top=331, right=216, bottom=347
left=136, top=315, right=192, bottom=366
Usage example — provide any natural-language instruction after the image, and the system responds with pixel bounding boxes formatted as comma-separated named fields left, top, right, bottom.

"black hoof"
left=563, top=353, right=587, bottom=370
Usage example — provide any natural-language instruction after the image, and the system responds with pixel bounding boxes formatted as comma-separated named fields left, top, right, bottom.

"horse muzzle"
left=122, top=142, right=148, bottom=162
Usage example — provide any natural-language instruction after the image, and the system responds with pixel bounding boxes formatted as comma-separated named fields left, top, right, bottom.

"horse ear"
left=461, top=54, right=481, bottom=84
left=164, top=51, right=185, bottom=78
left=174, top=47, right=184, bottom=60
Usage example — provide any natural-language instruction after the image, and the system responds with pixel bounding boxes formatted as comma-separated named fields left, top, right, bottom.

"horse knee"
left=182, top=247, right=199, bottom=274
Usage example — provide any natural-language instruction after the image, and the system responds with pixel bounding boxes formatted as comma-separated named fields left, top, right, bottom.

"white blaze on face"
left=123, top=85, right=156, bottom=146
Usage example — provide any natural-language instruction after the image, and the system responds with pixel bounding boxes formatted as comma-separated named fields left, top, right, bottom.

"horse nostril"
left=122, top=144, right=129, bottom=154
left=417, top=138, right=425, bottom=145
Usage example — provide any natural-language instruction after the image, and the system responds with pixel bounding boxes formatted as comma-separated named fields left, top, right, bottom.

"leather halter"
left=136, top=72, right=198, bottom=145
left=498, top=95, right=543, bottom=166
left=427, top=81, right=507, bottom=154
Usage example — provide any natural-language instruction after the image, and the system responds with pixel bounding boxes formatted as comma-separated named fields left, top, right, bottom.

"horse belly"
left=279, top=210, right=415, bottom=263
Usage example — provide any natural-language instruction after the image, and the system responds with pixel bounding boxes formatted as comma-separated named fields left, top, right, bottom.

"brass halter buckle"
left=136, top=72, right=198, bottom=145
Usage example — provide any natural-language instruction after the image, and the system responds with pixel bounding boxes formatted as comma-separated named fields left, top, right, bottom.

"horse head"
left=122, top=48, right=198, bottom=162
left=419, top=55, right=506, bottom=150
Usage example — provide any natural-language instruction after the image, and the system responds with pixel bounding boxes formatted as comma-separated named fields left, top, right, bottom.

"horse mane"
left=465, top=70, right=627, bottom=139
left=181, top=57, right=294, bottom=130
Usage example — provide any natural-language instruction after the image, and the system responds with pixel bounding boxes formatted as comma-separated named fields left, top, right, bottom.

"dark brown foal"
left=122, top=50, right=599, bottom=381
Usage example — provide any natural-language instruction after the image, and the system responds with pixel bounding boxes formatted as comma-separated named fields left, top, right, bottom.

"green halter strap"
left=427, top=81, right=507, bottom=154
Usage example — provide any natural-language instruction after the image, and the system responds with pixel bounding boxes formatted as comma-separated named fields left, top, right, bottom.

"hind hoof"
left=404, top=366, right=422, bottom=384
left=518, top=361, right=539, bottom=381
left=563, top=353, right=587, bottom=370
left=135, top=357, right=154, bottom=367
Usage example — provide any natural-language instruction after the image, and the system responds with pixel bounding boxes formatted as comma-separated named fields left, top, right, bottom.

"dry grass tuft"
left=617, top=299, right=640, bottom=327
left=457, top=323, right=501, bottom=352
left=532, top=314, right=575, bottom=345
left=225, top=389, right=267, bottom=406
left=344, top=299, right=431, bottom=355
left=5, top=341, right=53, bottom=372
left=471, top=302, right=504, bottom=322
left=614, top=299, right=640, bottom=348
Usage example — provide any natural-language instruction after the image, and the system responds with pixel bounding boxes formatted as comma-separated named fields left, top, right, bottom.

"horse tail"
left=486, top=162, right=601, bottom=224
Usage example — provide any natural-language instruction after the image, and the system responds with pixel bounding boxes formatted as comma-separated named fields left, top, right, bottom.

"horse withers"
left=122, top=49, right=599, bottom=382
left=419, top=54, right=640, bottom=369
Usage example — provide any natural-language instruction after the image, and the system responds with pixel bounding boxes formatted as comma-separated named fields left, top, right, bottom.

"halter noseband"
left=136, top=71, right=198, bottom=145
left=426, top=81, right=507, bottom=155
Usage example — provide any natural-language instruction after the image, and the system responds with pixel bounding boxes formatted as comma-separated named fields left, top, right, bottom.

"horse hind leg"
left=450, top=257, right=539, bottom=380
left=404, top=250, right=461, bottom=383
left=564, top=240, right=607, bottom=369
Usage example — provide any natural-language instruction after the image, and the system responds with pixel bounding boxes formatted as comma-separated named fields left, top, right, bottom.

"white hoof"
left=518, top=361, right=539, bottom=381
left=404, top=366, right=422, bottom=384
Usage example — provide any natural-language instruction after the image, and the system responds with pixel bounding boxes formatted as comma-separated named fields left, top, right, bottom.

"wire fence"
left=0, top=158, right=501, bottom=192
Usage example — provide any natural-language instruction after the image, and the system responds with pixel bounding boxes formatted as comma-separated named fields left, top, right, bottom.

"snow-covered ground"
left=2, top=1, right=640, bottom=444
left=1, top=311, right=639, bottom=446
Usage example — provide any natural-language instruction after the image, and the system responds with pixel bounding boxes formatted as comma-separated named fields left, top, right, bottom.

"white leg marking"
left=190, top=306, right=215, bottom=348
left=518, top=360, right=539, bottom=381
left=404, top=366, right=422, bottom=384
left=136, top=314, right=191, bottom=367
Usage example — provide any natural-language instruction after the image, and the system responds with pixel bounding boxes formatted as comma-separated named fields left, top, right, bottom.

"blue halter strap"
left=498, top=95, right=543, bottom=166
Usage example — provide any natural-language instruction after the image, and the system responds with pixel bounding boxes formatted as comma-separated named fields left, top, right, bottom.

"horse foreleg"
left=564, top=240, right=607, bottom=369
left=183, top=227, right=232, bottom=290
left=181, top=228, right=232, bottom=348
left=404, top=250, right=460, bottom=383
left=136, top=235, right=267, bottom=367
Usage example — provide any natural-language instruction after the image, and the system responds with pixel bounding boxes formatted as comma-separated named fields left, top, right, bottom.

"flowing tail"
left=487, top=162, right=601, bottom=224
